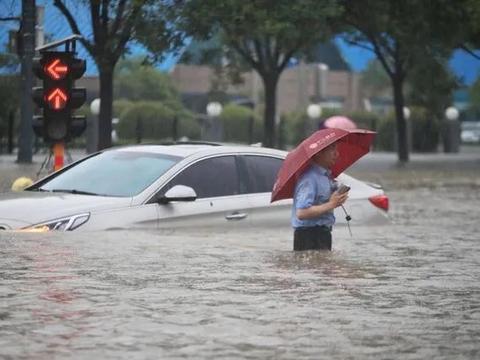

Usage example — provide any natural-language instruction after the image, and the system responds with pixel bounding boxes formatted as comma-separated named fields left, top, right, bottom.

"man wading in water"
left=291, top=142, right=348, bottom=251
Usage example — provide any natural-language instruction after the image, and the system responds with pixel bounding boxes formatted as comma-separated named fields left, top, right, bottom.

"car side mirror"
left=158, top=185, right=197, bottom=204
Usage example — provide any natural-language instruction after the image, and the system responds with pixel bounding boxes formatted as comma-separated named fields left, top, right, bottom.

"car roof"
left=108, top=142, right=287, bottom=159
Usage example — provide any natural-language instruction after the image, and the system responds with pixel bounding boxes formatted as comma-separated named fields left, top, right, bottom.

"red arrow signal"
left=45, top=58, right=69, bottom=80
left=46, top=88, right=68, bottom=110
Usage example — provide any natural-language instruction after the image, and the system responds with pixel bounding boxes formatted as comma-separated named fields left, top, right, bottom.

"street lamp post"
left=205, top=102, right=223, bottom=141
left=88, top=98, right=100, bottom=153
left=306, top=103, right=322, bottom=135
left=403, top=106, right=412, bottom=152
left=443, top=106, right=460, bottom=153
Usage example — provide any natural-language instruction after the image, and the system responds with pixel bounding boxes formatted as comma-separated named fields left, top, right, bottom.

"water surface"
left=1, top=186, right=479, bottom=359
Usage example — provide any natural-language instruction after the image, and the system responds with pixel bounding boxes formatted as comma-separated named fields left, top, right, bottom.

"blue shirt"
left=291, top=164, right=336, bottom=228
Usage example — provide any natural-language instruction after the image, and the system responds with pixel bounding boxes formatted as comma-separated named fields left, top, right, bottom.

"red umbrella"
left=271, top=128, right=375, bottom=202
left=324, top=116, right=357, bottom=130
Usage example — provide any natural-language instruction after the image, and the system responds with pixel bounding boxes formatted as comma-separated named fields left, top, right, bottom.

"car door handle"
left=225, top=212, right=247, bottom=220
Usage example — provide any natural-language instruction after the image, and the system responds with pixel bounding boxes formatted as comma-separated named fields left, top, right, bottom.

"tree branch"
left=370, top=37, right=394, bottom=79
left=101, top=0, right=110, bottom=31
left=265, top=35, right=274, bottom=68
left=53, top=0, right=94, bottom=54
left=278, top=46, right=299, bottom=72
left=90, top=0, right=101, bottom=50
left=231, top=41, right=262, bottom=76
left=460, top=44, right=480, bottom=61
left=112, top=2, right=143, bottom=62
left=111, top=0, right=127, bottom=37
left=253, top=38, right=266, bottom=70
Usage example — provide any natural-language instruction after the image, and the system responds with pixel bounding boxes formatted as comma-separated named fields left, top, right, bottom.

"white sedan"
left=0, top=143, right=388, bottom=232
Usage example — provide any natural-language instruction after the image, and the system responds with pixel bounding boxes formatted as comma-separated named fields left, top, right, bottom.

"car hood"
left=0, top=191, right=132, bottom=228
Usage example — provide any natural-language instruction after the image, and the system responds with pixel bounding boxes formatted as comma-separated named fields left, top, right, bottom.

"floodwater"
left=1, top=185, right=479, bottom=359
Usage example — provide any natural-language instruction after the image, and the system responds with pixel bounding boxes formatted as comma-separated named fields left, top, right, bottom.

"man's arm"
left=296, top=191, right=348, bottom=220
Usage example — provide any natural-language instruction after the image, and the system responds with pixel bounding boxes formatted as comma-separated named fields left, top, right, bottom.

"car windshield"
left=38, top=150, right=183, bottom=197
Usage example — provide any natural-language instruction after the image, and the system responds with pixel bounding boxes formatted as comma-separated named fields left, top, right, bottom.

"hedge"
left=116, top=101, right=200, bottom=141
left=279, top=108, right=439, bottom=152
left=219, top=103, right=262, bottom=143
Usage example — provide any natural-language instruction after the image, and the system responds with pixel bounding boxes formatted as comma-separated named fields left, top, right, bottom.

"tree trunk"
left=97, top=67, right=114, bottom=150
left=262, top=74, right=279, bottom=148
left=392, top=76, right=409, bottom=162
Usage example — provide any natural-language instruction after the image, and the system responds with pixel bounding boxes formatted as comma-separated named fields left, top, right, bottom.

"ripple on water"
left=1, top=186, right=479, bottom=359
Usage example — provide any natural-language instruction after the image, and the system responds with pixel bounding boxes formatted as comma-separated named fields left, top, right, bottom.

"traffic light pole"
left=52, top=142, right=64, bottom=171
left=18, top=0, right=36, bottom=163
left=31, top=35, right=86, bottom=172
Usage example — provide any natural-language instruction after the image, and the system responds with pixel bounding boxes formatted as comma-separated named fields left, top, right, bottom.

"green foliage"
left=373, top=109, right=440, bottom=152
left=407, top=57, right=458, bottom=120
left=116, top=101, right=200, bottom=141
left=375, top=115, right=396, bottom=152
left=171, top=0, right=344, bottom=147
left=114, top=58, right=181, bottom=105
left=117, top=101, right=174, bottom=140
left=281, top=111, right=309, bottom=147
left=219, top=104, right=262, bottom=143
left=360, top=59, right=391, bottom=98
left=113, top=99, right=135, bottom=118
left=346, top=111, right=380, bottom=131
left=0, top=74, right=19, bottom=140
left=410, top=107, right=440, bottom=152
left=112, top=58, right=199, bottom=142
left=279, top=108, right=377, bottom=147
left=177, top=110, right=202, bottom=140
left=343, top=0, right=461, bottom=160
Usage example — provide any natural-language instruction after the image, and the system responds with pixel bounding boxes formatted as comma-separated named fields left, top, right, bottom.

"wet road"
left=1, top=184, right=479, bottom=359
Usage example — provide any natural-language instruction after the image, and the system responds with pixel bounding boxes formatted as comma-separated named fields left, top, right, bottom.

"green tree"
left=114, top=57, right=182, bottom=107
left=407, top=57, right=458, bottom=121
left=360, top=59, right=390, bottom=98
left=342, top=0, right=458, bottom=162
left=54, top=0, right=179, bottom=150
left=154, top=0, right=343, bottom=148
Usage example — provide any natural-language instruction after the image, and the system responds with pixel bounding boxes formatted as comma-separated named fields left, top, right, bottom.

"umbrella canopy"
left=324, top=116, right=357, bottom=130
left=271, top=128, right=375, bottom=202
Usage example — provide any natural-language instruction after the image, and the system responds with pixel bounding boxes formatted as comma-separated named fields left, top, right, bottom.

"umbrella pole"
left=341, top=205, right=353, bottom=237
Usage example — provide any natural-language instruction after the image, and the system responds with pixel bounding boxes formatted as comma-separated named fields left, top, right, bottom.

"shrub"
left=113, top=99, right=134, bottom=118
left=346, top=111, right=380, bottom=131
left=116, top=100, right=201, bottom=143
left=373, top=108, right=440, bottom=152
left=177, top=109, right=201, bottom=140
left=117, top=101, right=174, bottom=141
left=375, top=115, right=396, bottom=151
left=219, top=103, right=262, bottom=143
left=410, top=107, right=440, bottom=152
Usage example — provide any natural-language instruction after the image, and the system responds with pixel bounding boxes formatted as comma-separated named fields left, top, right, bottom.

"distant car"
left=461, top=121, right=480, bottom=143
left=0, top=143, right=389, bottom=232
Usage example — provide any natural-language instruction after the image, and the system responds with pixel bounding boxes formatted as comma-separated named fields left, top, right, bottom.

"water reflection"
left=0, top=186, right=479, bottom=359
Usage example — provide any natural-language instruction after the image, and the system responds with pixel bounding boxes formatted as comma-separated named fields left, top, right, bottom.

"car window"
left=238, top=155, right=283, bottom=194
left=39, top=151, right=182, bottom=197
left=161, top=156, right=239, bottom=198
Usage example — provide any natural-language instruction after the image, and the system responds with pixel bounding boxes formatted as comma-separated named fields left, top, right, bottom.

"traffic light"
left=32, top=51, right=87, bottom=143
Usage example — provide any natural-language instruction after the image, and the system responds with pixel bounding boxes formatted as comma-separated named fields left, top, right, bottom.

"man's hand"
left=296, top=190, right=349, bottom=220
left=329, top=190, right=348, bottom=208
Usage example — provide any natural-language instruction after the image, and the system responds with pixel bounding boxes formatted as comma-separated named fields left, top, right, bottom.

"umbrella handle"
left=341, top=205, right=353, bottom=237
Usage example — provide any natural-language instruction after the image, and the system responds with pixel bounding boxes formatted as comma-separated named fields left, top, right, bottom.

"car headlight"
left=23, top=213, right=90, bottom=232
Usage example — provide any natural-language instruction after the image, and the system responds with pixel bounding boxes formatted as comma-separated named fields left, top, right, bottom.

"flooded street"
left=1, top=181, right=479, bottom=359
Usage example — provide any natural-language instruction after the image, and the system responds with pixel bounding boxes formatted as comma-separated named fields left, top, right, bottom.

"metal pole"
left=35, top=5, right=44, bottom=49
left=18, top=0, right=35, bottom=163
left=53, top=142, right=64, bottom=171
